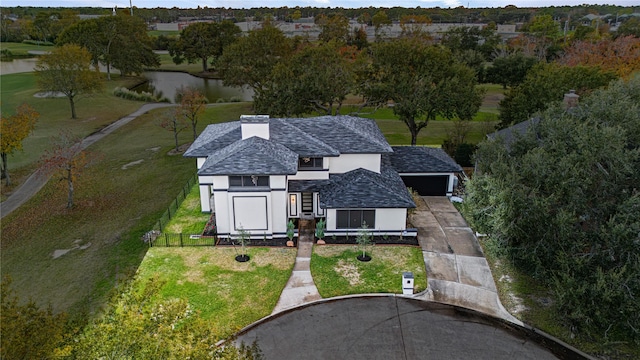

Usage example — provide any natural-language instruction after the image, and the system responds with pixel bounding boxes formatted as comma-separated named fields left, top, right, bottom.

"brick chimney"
left=563, top=90, right=579, bottom=109
left=240, top=115, right=270, bottom=140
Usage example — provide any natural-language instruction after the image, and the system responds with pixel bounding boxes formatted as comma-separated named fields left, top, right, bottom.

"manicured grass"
left=135, top=247, right=296, bottom=337
left=375, top=118, right=496, bottom=146
left=311, top=245, right=427, bottom=297
left=162, top=184, right=210, bottom=234
left=155, top=53, right=205, bottom=73
left=0, top=102, right=253, bottom=318
left=0, top=41, right=53, bottom=56
left=0, top=72, right=146, bottom=182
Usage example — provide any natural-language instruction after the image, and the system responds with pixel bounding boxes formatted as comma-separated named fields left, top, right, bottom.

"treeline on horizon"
left=2, top=4, right=638, bottom=24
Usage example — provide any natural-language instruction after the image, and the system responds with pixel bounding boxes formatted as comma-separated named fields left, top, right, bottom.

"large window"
left=298, top=157, right=323, bottom=169
left=229, top=175, right=269, bottom=188
left=336, top=210, right=375, bottom=229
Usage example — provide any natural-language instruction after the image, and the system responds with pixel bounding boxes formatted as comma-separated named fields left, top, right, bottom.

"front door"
left=301, top=192, right=313, bottom=214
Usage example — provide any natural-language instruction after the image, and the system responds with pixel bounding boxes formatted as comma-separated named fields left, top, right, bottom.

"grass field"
left=135, top=247, right=296, bottom=337
left=0, top=102, right=253, bottom=318
left=0, top=41, right=54, bottom=56
left=311, top=245, right=427, bottom=297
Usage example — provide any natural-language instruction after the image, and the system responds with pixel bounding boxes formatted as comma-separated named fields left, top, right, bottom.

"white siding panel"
left=233, top=196, right=269, bottom=231
left=271, top=190, right=288, bottom=233
left=329, top=154, right=381, bottom=174
left=288, top=171, right=329, bottom=180
left=375, top=208, right=407, bottom=231
left=199, top=185, right=211, bottom=212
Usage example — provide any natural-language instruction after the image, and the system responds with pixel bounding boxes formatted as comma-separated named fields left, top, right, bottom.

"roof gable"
left=389, top=146, right=462, bottom=173
left=198, top=136, right=298, bottom=176
left=184, top=122, right=241, bottom=157
left=320, top=166, right=415, bottom=209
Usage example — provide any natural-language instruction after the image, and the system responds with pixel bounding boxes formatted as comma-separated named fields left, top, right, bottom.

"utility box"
left=402, top=272, right=414, bottom=295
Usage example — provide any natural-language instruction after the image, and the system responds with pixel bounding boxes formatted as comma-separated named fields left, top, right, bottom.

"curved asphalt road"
left=0, top=103, right=174, bottom=219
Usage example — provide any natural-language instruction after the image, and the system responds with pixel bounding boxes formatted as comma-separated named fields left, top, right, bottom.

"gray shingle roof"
left=319, top=165, right=415, bottom=209
left=486, top=118, right=541, bottom=149
left=183, top=122, right=241, bottom=157
left=286, top=116, right=393, bottom=154
left=389, top=146, right=462, bottom=173
left=270, top=119, right=340, bottom=157
left=198, top=136, right=298, bottom=176
left=184, top=115, right=391, bottom=159
left=288, top=179, right=330, bottom=193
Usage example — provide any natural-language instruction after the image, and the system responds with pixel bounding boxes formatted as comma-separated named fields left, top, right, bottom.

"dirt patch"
left=334, top=260, right=362, bottom=286
left=52, top=240, right=92, bottom=259
left=167, top=142, right=192, bottom=156
left=82, top=117, right=97, bottom=122
left=146, top=146, right=161, bottom=152
left=34, top=91, right=65, bottom=98
left=121, top=159, right=143, bottom=170
left=183, top=269, right=205, bottom=283
left=499, top=274, right=528, bottom=314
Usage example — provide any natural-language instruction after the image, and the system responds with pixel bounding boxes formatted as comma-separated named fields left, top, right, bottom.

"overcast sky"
left=2, top=0, right=639, bottom=9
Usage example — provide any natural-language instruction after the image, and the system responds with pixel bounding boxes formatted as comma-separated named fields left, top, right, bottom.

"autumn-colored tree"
left=558, top=36, right=640, bottom=78
left=0, top=103, right=39, bottom=186
left=316, top=13, right=350, bottom=44
left=35, top=44, right=103, bottom=119
left=160, top=107, right=189, bottom=151
left=175, top=87, right=208, bottom=141
left=40, top=131, right=89, bottom=209
left=1, top=277, right=67, bottom=360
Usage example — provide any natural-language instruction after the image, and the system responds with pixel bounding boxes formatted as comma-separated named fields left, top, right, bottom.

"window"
left=336, top=210, right=375, bottom=229
left=229, top=175, right=269, bottom=188
left=298, top=157, right=323, bottom=169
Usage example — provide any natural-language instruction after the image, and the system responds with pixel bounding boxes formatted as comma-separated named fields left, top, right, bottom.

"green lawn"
left=0, top=41, right=53, bottom=56
left=162, top=184, right=210, bottom=234
left=311, top=245, right=427, bottom=297
left=155, top=53, right=205, bottom=73
left=135, top=247, right=296, bottom=337
left=148, top=30, right=180, bottom=37
left=0, top=102, right=253, bottom=318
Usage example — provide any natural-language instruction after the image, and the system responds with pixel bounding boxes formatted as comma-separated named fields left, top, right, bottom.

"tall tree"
left=0, top=104, right=39, bottom=186
left=217, top=24, right=293, bottom=102
left=35, top=44, right=102, bottom=119
left=359, top=39, right=483, bottom=145
left=371, top=11, right=391, bottom=41
left=316, top=13, right=350, bottom=44
left=497, top=63, right=615, bottom=128
left=175, top=87, right=208, bottom=141
left=485, top=54, right=538, bottom=89
left=258, top=42, right=356, bottom=116
left=39, top=131, right=90, bottom=209
left=558, top=36, right=640, bottom=78
left=170, top=21, right=241, bottom=73
left=463, top=77, right=640, bottom=344
left=58, top=15, right=160, bottom=79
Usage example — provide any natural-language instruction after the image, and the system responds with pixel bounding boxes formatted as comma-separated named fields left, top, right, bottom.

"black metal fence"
left=153, top=174, right=197, bottom=232
left=150, top=233, right=217, bottom=247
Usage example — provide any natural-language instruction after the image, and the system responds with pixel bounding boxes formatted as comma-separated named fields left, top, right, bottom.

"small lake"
left=1, top=59, right=253, bottom=104
left=132, top=71, right=253, bottom=103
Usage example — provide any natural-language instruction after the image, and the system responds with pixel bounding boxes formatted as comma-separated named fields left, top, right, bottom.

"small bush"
left=112, top=87, right=170, bottom=103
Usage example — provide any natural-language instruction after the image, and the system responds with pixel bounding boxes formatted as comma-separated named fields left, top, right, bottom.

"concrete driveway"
left=410, top=197, right=519, bottom=322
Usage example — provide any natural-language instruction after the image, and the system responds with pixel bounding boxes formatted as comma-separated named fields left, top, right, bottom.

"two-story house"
left=184, top=115, right=461, bottom=240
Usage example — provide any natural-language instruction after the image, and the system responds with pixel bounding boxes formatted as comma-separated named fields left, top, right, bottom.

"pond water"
left=132, top=71, right=253, bottom=103
left=0, top=59, right=253, bottom=104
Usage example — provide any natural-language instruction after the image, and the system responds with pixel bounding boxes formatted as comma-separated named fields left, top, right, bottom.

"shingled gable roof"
left=486, top=118, right=541, bottom=148
left=283, top=116, right=393, bottom=154
left=198, top=136, right=298, bottom=176
left=389, top=146, right=463, bottom=173
left=183, top=122, right=240, bottom=157
left=319, top=165, right=416, bottom=209
left=269, top=119, right=340, bottom=157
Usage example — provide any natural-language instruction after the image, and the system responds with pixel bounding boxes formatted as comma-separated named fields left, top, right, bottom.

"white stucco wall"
left=197, top=157, right=206, bottom=169
left=329, top=154, right=381, bottom=174
left=271, top=190, right=288, bottom=234
left=375, top=208, right=408, bottom=231
left=288, top=170, right=329, bottom=180
left=199, top=185, right=211, bottom=212
left=241, top=123, right=270, bottom=140
left=232, top=195, right=269, bottom=231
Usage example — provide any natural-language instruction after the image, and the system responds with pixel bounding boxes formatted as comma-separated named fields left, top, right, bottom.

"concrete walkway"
left=411, top=196, right=520, bottom=324
left=272, top=234, right=321, bottom=314
left=0, top=103, right=174, bottom=219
